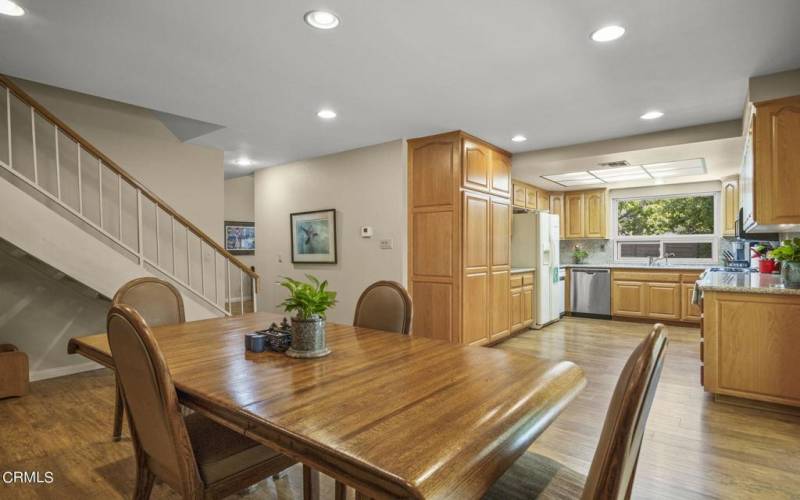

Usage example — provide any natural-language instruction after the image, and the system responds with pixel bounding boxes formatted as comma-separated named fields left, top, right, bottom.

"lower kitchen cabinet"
left=611, top=270, right=701, bottom=324
left=612, top=281, right=647, bottom=317
left=511, top=288, right=522, bottom=331
left=681, top=283, right=702, bottom=321
left=646, top=282, right=681, bottom=320
left=510, top=272, right=534, bottom=333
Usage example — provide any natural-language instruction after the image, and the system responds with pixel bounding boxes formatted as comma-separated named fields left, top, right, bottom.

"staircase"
left=0, top=75, right=257, bottom=358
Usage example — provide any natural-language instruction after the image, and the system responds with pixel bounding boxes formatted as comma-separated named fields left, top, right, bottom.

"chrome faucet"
left=649, top=253, right=676, bottom=266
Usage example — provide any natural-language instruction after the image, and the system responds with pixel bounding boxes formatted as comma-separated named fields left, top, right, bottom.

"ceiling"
left=1, top=1, right=800, bottom=178
left=513, top=120, right=744, bottom=191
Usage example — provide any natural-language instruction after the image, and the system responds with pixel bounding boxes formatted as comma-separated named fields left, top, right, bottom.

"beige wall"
left=749, top=68, right=800, bottom=103
left=253, top=140, right=406, bottom=324
left=12, top=78, right=225, bottom=243
left=224, top=175, right=256, bottom=269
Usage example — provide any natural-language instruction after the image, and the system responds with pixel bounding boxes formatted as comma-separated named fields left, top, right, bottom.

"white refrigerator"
left=511, top=212, right=561, bottom=327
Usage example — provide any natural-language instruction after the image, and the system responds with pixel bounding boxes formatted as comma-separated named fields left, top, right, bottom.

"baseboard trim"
left=30, top=361, right=103, bottom=382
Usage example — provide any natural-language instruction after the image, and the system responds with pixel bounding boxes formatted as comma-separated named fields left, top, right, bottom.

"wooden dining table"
left=68, top=312, right=585, bottom=499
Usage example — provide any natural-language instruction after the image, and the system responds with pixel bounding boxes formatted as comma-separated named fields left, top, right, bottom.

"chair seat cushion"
left=483, top=452, right=586, bottom=500
left=185, top=413, right=283, bottom=485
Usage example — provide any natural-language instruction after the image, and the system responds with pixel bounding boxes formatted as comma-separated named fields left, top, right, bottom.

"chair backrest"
left=112, top=277, right=185, bottom=328
left=353, top=281, right=413, bottom=334
left=106, top=304, right=201, bottom=493
left=581, top=324, right=668, bottom=500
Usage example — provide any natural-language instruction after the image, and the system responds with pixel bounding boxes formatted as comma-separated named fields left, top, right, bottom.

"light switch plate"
left=379, top=239, right=393, bottom=250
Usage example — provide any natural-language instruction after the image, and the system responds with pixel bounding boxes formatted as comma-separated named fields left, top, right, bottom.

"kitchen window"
left=613, top=192, right=718, bottom=264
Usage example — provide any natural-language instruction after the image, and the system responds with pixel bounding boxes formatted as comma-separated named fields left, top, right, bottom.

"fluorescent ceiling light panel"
left=643, top=158, right=706, bottom=178
left=542, top=171, right=604, bottom=187
left=589, top=165, right=651, bottom=182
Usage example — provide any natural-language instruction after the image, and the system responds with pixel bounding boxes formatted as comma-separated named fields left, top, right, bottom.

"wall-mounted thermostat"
left=360, top=226, right=374, bottom=238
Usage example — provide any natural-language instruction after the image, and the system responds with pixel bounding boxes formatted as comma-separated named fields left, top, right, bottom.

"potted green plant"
left=278, top=274, right=337, bottom=358
left=572, top=244, right=589, bottom=264
left=770, top=238, right=800, bottom=289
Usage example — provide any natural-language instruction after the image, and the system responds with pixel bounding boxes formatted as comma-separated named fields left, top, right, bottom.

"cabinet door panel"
left=462, top=272, right=489, bottom=344
left=722, top=178, right=739, bottom=236
left=513, top=183, right=526, bottom=208
left=463, top=141, right=491, bottom=193
left=491, top=152, right=511, bottom=197
left=490, top=270, right=510, bottom=340
left=491, top=200, right=510, bottom=267
left=585, top=190, right=605, bottom=238
left=550, top=194, right=564, bottom=239
left=564, top=193, right=584, bottom=239
left=522, top=286, right=534, bottom=326
left=681, top=283, right=702, bottom=322
left=526, top=187, right=538, bottom=210
left=463, top=192, right=489, bottom=270
left=612, top=281, right=646, bottom=317
left=511, top=288, right=523, bottom=331
left=754, top=98, right=800, bottom=225
left=647, top=282, right=681, bottom=320
left=537, top=190, right=550, bottom=211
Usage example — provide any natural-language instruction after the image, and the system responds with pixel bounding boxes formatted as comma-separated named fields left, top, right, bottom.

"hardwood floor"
left=1, top=317, right=799, bottom=499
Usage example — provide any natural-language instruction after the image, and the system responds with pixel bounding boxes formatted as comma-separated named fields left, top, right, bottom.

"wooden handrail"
left=0, top=74, right=258, bottom=283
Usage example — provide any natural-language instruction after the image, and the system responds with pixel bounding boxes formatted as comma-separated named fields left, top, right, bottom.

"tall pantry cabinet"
left=408, top=131, right=512, bottom=345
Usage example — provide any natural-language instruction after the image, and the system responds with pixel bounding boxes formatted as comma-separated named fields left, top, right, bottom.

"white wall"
left=253, top=140, right=406, bottom=324
left=224, top=175, right=256, bottom=270
left=11, top=78, right=225, bottom=243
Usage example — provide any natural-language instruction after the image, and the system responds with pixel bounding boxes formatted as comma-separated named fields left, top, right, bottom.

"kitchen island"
left=698, top=270, right=800, bottom=408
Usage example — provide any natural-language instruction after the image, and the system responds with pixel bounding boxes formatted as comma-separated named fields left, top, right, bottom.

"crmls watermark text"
left=2, top=471, right=54, bottom=484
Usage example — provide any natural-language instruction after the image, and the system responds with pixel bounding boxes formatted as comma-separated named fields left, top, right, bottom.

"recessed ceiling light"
left=317, top=109, right=337, bottom=119
left=234, top=158, right=252, bottom=167
left=0, top=0, right=25, bottom=16
left=640, top=110, right=664, bottom=120
left=304, top=10, right=340, bottom=30
left=511, top=135, right=527, bottom=143
left=590, top=25, right=625, bottom=42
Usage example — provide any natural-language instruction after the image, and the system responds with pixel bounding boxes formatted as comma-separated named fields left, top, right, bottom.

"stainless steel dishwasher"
left=571, top=268, right=611, bottom=318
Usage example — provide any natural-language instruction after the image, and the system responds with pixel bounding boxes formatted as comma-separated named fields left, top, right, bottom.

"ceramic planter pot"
left=781, top=261, right=800, bottom=289
left=286, top=316, right=331, bottom=358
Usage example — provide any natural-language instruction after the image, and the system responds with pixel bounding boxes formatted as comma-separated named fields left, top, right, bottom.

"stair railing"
left=0, top=75, right=256, bottom=316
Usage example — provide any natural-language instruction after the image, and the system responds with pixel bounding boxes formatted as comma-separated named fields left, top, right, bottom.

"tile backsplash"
left=560, top=239, right=612, bottom=265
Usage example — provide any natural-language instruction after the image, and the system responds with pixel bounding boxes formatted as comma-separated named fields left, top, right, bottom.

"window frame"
left=612, top=191, right=719, bottom=265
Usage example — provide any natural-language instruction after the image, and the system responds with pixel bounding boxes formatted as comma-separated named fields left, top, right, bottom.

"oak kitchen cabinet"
left=510, top=271, right=534, bottom=333
left=742, top=95, right=800, bottom=232
left=564, top=189, right=607, bottom=239
left=721, top=176, right=739, bottom=237
left=408, top=131, right=511, bottom=346
left=512, top=179, right=550, bottom=212
left=703, top=290, right=800, bottom=407
left=549, top=193, right=565, bottom=239
left=611, top=270, right=701, bottom=323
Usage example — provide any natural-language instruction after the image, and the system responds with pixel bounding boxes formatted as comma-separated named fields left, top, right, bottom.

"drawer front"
left=510, top=274, right=523, bottom=289
left=681, top=272, right=703, bottom=283
left=521, top=272, right=534, bottom=285
left=613, top=271, right=680, bottom=283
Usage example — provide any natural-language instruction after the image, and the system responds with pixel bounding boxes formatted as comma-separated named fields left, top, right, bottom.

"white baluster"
left=54, top=126, right=61, bottom=200
left=186, top=226, right=191, bottom=287
left=252, top=277, right=258, bottom=312
left=30, top=108, right=38, bottom=185
left=117, top=174, right=123, bottom=240
left=171, top=216, right=176, bottom=275
left=200, top=240, right=206, bottom=298
left=239, top=268, right=244, bottom=316
left=136, top=190, right=144, bottom=266
left=5, top=88, right=11, bottom=169
left=98, top=160, right=103, bottom=228
left=226, top=260, right=232, bottom=314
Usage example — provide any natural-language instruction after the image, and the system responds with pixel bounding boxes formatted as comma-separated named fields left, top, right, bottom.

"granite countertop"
left=697, top=270, right=800, bottom=295
left=561, top=263, right=710, bottom=271
left=510, top=268, right=535, bottom=274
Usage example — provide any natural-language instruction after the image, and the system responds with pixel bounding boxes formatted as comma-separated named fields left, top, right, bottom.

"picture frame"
left=290, top=209, right=337, bottom=264
left=224, top=221, right=255, bottom=255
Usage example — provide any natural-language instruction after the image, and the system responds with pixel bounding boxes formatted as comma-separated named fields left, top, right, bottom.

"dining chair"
left=107, top=303, right=296, bottom=499
left=110, top=277, right=186, bottom=441
left=352, top=280, right=413, bottom=334
left=484, top=324, right=669, bottom=500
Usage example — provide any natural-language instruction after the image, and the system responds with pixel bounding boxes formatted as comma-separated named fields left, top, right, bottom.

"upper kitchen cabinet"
left=550, top=193, right=565, bottom=239
left=462, top=138, right=512, bottom=197
left=525, top=186, right=538, bottom=210
left=721, top=176, right=739, bottom=237
left=742, top=95, right=800, bottom=232
left=513, top=183, right=526, bottom=208
left=408, top=131, right=511, bottom=346
left=564, top=189, right=608, bottom=239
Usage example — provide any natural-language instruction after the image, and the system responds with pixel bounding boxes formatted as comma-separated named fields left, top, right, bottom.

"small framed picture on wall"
left=290, top=209, right=337, bottom=264
left=225, top=221, right=255, bottom=255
